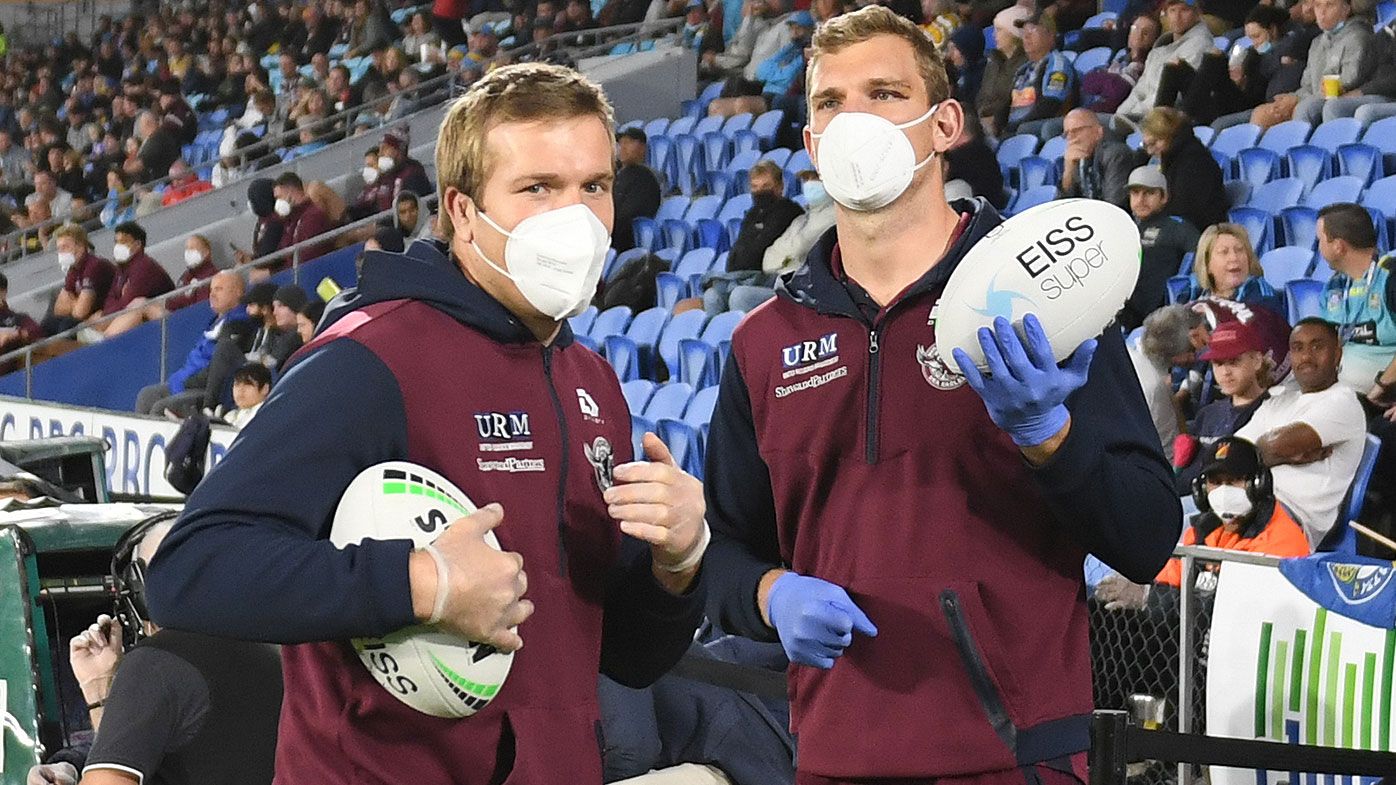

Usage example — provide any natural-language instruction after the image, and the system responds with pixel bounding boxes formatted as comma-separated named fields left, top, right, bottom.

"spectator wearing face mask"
left=234, top=178, right=287, bottom=281
left=348, top=145, right=394, bottom=221
left=702, top=160, right=803, bottom=314
left=762, top=170, right=837, bottom=280
left=272, top=172, right=334, bottom=266
left=374, top=131, right=432, bottom=199
left=84, top=222, right=175, bottom=340
left=43, top=223, right=114, bottom=336
left=163, top=234, right=223, bottom=313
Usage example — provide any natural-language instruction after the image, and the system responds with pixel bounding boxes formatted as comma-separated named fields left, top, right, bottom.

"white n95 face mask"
left=274, top=198, right=292, bottom=217
left=811, top=102, right=941, bottom=212
left=112, top=243, right=131, bottom=263
left=184, top=249, right=204, bottom=268
left=57, top=251, right=76, bottom=272
left=362, top=166, right=380, bottom=185
left=1207, top=484, right=1254, bottom=521
left=471, top=203, right=611, bottom=320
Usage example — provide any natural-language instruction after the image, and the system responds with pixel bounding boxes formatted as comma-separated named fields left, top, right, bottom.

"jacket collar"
left=776, top=197, right=1003, bottom=321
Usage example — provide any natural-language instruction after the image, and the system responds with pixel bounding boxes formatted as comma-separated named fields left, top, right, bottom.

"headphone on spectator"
left=109, top=511, right=178, bottom=649
left=1190, top=437, right=1272, bottom=513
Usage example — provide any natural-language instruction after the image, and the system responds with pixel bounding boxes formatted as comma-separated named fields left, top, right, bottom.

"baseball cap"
left=1198, top=320, right=1263, bottom=361
left=242, top=282, right=277, bottom=308
left=274, top=284, right=308, bottom=313
left=1199, top=437, right=1262, bottom=481
left=993, top=5, right=1030, bottom=37
left=1163, top=0, right=1197, bottom=7
left=1126, top=166, right=1168, bottom=193
left=1014, top=10, right=1055, bottom=32
left=686, top=0, right=704, bottom=9
left=787, top=10, right=815, bottom=27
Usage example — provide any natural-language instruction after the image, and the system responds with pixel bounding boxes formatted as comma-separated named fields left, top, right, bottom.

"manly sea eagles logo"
left=916, top=344, right=965, bottom=390
left=1325, top=562, right=1395, bottom=606
left=584, top=436, right=615, bottom=492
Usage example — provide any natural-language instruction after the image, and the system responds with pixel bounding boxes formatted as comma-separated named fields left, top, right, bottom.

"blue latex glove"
left=766, top=571, right=877, bottom=669
left=951, top=314, right=1097, bottom=448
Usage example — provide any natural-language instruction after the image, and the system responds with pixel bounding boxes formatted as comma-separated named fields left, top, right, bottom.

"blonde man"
left=43, top=224, right=116, bottom=336
left=146, top=64, right=708, bottom=784
left=703, top=7, right=1180, bottom=783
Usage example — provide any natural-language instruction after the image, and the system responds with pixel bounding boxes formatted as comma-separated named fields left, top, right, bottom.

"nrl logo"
left=916, top=344, right=965, bottom=391
left=1325, top=562, right=1395, bottom=606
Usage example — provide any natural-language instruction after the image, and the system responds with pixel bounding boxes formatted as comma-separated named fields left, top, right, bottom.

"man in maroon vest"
left=146, top=64, right=708, bottom=784
left=704, top=8, right=1181, bottom=785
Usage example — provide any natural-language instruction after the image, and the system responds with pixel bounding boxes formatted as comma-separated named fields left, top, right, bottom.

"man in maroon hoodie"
left=273, top=171, right=335, bottom=264
left=704, top=8, right=1181, bottom=785
left=146, top=63, right=708, bottom=784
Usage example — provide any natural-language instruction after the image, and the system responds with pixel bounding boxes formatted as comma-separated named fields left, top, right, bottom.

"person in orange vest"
left=1100, top=436, right=1310, bottom=609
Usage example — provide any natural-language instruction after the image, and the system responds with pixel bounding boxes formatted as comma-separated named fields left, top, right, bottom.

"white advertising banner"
left=1208, top=561, right=1395, bottom=785
left=0, top=396, right=237, bottom=497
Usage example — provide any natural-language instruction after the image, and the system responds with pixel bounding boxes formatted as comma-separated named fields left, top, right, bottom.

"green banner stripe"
left=1291, top=628, right=1308, bottom=713
left=1256, top=622, right=1273, bottom=737
left=1343, top=663, right=1357, bottom=748
left=1363, top=652, right=1377, bottom=750
left=1272, top=640, right=1289, bottom=742
left=1382, top=629, right=1395, bottom=749
left=1325, top=630, right=1342, bottom=746
left=1308, top=609, right=1327, bottom=745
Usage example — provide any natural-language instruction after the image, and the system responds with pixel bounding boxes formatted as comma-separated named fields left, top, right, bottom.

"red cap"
left=1199, top=320, right=1262, bottom=362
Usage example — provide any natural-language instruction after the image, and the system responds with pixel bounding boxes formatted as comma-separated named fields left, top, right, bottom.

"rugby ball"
left=935, top=198, right=1141, bottom=370
left=329, top=461, right=513, bottom=718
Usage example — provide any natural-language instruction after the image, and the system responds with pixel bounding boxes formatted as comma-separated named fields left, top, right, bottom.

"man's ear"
left=442, top=186, right=476, bottom=245
left=933, top=99, right=965, bottom=153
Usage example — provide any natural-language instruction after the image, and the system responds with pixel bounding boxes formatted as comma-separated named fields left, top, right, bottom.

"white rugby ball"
left=329, top=461, right=513, bottom=718
left=935, top=198, right=1140, bottom=370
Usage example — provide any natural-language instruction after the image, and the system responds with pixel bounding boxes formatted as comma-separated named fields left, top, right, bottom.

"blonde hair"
left=1140, top=106, right=1189, bottom=147
left=52, top=223, right=90, bottom=250
left=435, top=63, right=614, bottom=241
left=189, top=233, right=212, bottom=253
left=807, top=6, right=951, bottom=114
left=1193, top=223, right=1263, bottom=291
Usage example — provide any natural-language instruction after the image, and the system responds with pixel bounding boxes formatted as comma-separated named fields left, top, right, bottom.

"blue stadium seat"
left=1285, top=145, right=1331, bottom=195
left=1309, top=118, right=1362, bottom=152
left=722, top=113, right=754, bottom=137
left=1213, top=35, right=1231, bottom=50
left=1073, top=46, right=1112, bottom=75
left=1302, top=175, right=1363, bottom=208
left=625, top=306, right=671, bottom=376
left=685, top=385, right=720, bottom=428
left=657, top=310, right=709, bottom=377
left=1380, top=0, right=1396, bottom=26
left=1328, top=435, right=1384, bottom=553
left=787, top=148, right=812, bottom=174
left=648, top=135, right=676, bottom=186
left=631, top=415, right=656, bottom=458
left=727, top=218, right=743, bottom=246
left=702, top=131, right=730, bottom=171
left=707, top=170, right=734, bottom=200
left=996, top=134, right=1040, bottom=176
left=694, top=115, right=725, bottom=138
left=1258, top=120, right=1311, bottom=154
left=1336, top=143, right=1383, bottom=185
left=645, top=382, right=695, bottom=420
left=644, top=118, right=671, bottom=139
left=631, top=217, right=658, bottom=253
left=677, top=338, right=718, bottom=387
left=569, top=306, right=599, bottom=337
left=751, top=109, right=784, bottom=148
left=1247, top=178, right=1304, bottom=215
left=656, top=272, right=687, bottom=309
left=1084, top=11, right=1117, bottom=26
left=1009, top=185, right=1057, bottom=215
left=659, top=220, right=690, bottom=254
left=1193, top=125, right=1216, bottom=147
left=761, top=147, right=793, bottom=169
left=726, top=149, right=762, bottom=173
left=1178, top=252, right=1195, bottom=277
left=654, top=196, right=690, bottom=224
left=731, top=129, right=761, bottom=158
left=1367, top=205, right=1391, bottom=253
left=1310, top=260, right=1336, bottom=282
left=590, top=305, right=634, bottom=340
left=718, top=193, right=753, bottom=223
left=1019, top=156, right=1057, bottom=188
left=1361, top=175, right=1396, bottom=215
left=1279, top=206, right=1319, bottom=249
left=673, top=134, right=705, bottom=196
left=674, top=248, right=718, bottom=292
left=682, top=82, right=724, bottom=119
left=621, top=379, right=656, bottom=414
left=701, top=309, right=745, bottom=345
left=1259, top=246, right=1313, bottom=288
left=1212, top=123, right=1262, bottom=160
left=1285, top=279, right=1325, bottom=324
left=695, top=218, right=728, bottom=252
left=1228, top=206, right=1272, bottom=253
left=669, top=116, right=698, bottom=137
left=1235, top=147, right=1281, bottom=189
left=1363, top=116, right=1396, bottom=169
left=1223, top=180, right=1252, bottom=207
left=1040, top=135, right=1068, bottom=162
left=656, top=418, right=704, bottom=478
left=1165, top=276, right=1190, bottom=304
left=682, top=195, right=721, bottom=223
left=604, top=335, right=640, bottom=382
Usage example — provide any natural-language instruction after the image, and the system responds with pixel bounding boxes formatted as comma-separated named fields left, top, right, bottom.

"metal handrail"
left=0, top=193, right=438, bottom=394
left=0, top=16, right=683, bottom=263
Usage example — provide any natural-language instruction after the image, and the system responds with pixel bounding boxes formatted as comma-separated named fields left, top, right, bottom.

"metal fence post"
left=292, top=247, right=301, bottom=286
left=1178, top=553, right=1195, bottom=785
left=24, top=349, right=33, bottom=399
left=159, top=317, right=169, bottom=383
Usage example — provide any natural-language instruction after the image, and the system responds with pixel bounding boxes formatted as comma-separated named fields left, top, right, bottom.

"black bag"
left=164, top=412, right=212, bottom=495
left=598, top=253, right=668, bottom=312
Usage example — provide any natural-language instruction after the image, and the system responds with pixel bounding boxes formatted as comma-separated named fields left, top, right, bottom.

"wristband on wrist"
left=422, top=544, right=450, bottom=626
left=659, top=520, right=710, bottom=574
left=86, top=699, right=105, bottom=711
